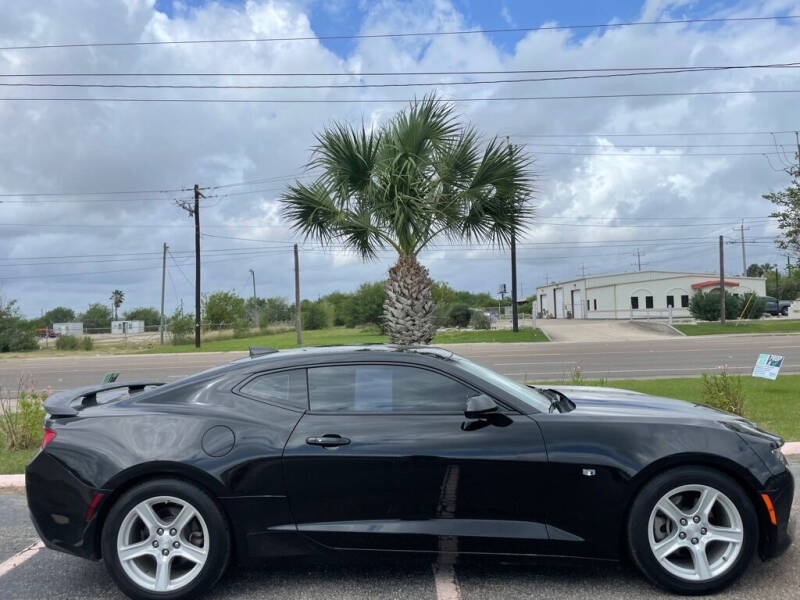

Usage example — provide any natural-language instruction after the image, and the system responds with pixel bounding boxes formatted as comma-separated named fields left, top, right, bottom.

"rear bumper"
left=25, top=450, right=108, bottom=560
left=759, top=469, right=795, bottom=559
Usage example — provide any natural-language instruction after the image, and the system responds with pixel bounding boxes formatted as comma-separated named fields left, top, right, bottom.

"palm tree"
left=281, top=97, right=534, bottom=344
left=110, top=289, right=125, bottom=320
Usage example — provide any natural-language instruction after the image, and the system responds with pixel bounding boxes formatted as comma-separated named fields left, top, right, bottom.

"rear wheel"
left=102, top=478, right=230, bottom=600
left=627, top=466, right=757, bottom=595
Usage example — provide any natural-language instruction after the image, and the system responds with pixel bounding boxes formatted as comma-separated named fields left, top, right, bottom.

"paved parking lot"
left=1, top=459, right=797, bottom=600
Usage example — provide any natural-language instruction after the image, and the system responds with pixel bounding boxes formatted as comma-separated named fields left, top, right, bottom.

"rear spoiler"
left=44, top=382, right=165, bottom=417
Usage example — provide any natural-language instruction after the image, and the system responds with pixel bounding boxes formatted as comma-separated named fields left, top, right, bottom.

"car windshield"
left=450, top=354, right=551, bottom=412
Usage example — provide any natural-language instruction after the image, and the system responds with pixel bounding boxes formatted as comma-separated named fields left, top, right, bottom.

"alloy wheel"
left=647, top=484, right=744, bottom=582
left=116, top=495, right=210, bottom=592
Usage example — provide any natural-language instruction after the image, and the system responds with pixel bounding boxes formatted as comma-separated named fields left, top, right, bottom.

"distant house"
left=535, top=270, right=767, bottom=319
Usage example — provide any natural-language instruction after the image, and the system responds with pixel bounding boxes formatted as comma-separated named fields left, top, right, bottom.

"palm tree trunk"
left=383, top=255, right=436, bottom=345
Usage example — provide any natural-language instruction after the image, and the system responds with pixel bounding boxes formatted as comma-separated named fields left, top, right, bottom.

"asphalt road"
left=0, top=459, right=797, bottom=600
left=2, top=333, right=800, bottom=392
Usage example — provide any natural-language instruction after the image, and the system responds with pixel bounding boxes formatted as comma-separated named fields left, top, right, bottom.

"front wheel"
left=101, top=478, right=230, bottom=600
left=627, top=466, right=757, bottom=595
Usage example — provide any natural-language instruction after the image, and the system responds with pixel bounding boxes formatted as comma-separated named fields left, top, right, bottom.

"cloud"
left=0, top=0, right=796, bottom=316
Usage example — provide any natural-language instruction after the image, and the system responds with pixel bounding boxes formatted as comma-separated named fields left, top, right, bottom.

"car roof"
left=174, top=344, right=458, bottom=386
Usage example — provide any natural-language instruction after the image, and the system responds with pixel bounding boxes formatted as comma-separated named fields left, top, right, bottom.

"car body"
left=26, top=345, right=794, bottom=599
left=762, top=296, right=792, bottom=316
left=35, top=327, right=59, bottom=338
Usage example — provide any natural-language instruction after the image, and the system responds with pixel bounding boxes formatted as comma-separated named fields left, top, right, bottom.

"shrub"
left=701, top=369, right=745, bottom=416
left=79, top=336, right=93, bottom=351
left=432, top=303, right=452, bottom=328
left=233, top=318, right=252, bottom=339
left=0, top=298, right=38, bottom=352
left=447, top=303, right=472, bottom=327
left=169, top=310, right=194, bottom=345
left=689, top=291, right=741, bottom=321
left=301, top=301, right=328, bottom=330
left=55, top=335, right=79, bottom=350
left=0, top=385, right=47, bottom=450
left=738, top=293, right=766, bottom=319
left=469, top=310, right=491, bottom=330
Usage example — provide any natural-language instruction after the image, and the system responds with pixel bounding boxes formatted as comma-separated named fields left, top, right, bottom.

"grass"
left=0, top=448, right=35, bottom=475
left=140, top=326, right=548, bottom=354
left=540, top=374, right=800, bottom=441
left=675, top=320, right=800, bottom=336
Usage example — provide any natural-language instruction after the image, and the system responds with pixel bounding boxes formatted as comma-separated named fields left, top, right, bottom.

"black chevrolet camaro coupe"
left=26, top=345, right=793, bottom=599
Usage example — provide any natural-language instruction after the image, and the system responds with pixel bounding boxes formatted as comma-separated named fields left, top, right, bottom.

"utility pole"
left=176, top=184, right=203, bottom=348
left=294, top=244, right=302, bottom=345
left=740, top=220, right=747, bottom=274
left=160, top=242, right=167, bottom=344
left=719, top=235, right=726, bottom=325
left=636, top=248, right=642, bottom=271
left=507, top=136, right=519, bottom=333
left=249, top=268, right=256, bottom=300
left=249, top=268, right=258, bottom=327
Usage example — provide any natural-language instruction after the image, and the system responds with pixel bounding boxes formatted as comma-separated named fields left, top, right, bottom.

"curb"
left=2, top=443, right=799, bottom=490
left=0, top=474, right=25, bottom=489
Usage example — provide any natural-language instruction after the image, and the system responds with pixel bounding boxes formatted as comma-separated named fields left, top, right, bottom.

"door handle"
left=306, top=434, right=351, bottom=447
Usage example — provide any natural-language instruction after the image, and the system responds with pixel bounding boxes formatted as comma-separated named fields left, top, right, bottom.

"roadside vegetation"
left=141, top=326, right=547, bottom=354
left=543, top=371, right=800, bottom=440
left=675, top=320, right=800, bottom=335
left=0, top=383, right=47, bottom=475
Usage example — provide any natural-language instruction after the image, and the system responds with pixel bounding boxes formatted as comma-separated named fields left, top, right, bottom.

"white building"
left=53, top=322, right=84, bottom=335
left=535, top=271, right=767, bottom=320
left=111, top=320, right=145, bottom=334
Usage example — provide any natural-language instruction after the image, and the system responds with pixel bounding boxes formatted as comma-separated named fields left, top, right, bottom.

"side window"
left=308, top=365, right=475, bottom=413
left=239, top=369, right=308, bottom=410
left=681, top=294, right=689, bottom=308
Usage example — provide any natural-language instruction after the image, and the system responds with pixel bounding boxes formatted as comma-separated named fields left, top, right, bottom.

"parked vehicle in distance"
left=26, top=346, right=794, bottom=599
left=35, top=327, right=59, bottom=338
left=762, top=296, right=792, bottom=316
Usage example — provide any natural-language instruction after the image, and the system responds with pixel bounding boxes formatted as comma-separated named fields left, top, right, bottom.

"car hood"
left=542, top=385, right=734, bottom=420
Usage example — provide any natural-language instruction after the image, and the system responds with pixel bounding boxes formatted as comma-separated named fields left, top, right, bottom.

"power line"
left=4, top=89, right=798, bottom=104
left=508, top=130, right=798, bottom=137
left=5, top=63, right=800, bottom=77
left=2, top=14, right=797, bottom=51
left=2, top=63, right=796, bottom=90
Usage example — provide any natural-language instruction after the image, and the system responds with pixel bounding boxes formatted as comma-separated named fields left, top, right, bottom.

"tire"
left=101, top=478, right=230, bottom=600
left=627, top=466, right=757, bottom=595
left=781, top=307, right=789, bottom=316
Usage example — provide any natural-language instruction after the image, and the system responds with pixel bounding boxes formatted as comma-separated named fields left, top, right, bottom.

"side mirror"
left=464, top=394, right=499, bottom=419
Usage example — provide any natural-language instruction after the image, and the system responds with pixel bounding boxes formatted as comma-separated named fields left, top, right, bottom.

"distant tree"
left=203, top=291, right=245, bottom=330
left=0, top=297, right=38, bottom=352
left=766, top=163, right=800, bottom=255
left=42, top=306, right=76, bottom=326
left=262, top=297, right=293, bottom=324
left=301, top=300, right=328, bottom=330
left=746, top=264, right=766, bottom=277
left=110, top=290, right=125, bottom=320
left=79, top=303, right=112, bottom=333
left=122, top=307, right=161, bottom=328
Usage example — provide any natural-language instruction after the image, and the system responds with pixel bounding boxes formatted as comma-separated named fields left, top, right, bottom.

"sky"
left=1, top=0, right=799, bottom=317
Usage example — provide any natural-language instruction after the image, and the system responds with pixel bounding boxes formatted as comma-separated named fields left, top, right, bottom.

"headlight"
left=772, top=446, right=789, bottom=467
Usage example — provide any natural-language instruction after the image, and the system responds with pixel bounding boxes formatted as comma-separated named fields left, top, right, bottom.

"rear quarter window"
left=238, top=369, right=308, bottom=411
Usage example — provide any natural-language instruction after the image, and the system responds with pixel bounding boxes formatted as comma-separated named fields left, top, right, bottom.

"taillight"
left=41, top=428, right=56, bottom=449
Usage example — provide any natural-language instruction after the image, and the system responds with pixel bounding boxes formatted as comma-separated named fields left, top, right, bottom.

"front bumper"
left=25, top=450, right=108, bottom=560
left=759, top=469, right=795, bottom=559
